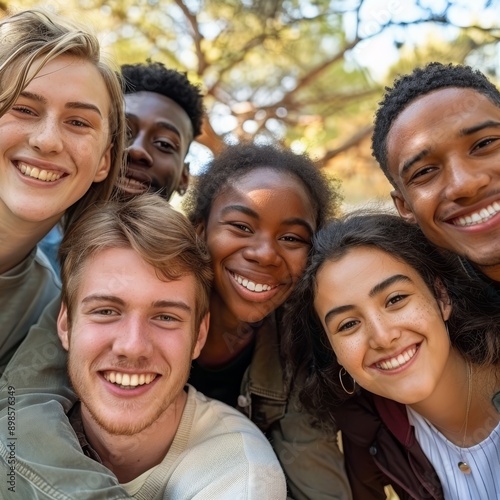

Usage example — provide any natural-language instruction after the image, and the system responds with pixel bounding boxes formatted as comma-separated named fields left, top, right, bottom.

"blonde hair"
left=60, top=194, right=213, bottom=331
left=0, top=8, right=126, bottom=229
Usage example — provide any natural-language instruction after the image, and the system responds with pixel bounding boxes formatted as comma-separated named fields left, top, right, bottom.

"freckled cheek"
left=329, top=336, right=366, bottom=373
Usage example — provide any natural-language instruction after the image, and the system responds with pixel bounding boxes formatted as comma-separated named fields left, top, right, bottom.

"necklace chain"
left=457, top=362, right=472, bottom=474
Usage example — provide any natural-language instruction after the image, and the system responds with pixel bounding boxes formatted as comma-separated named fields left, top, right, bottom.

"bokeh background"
left=4, top=0, right=500, bottom=209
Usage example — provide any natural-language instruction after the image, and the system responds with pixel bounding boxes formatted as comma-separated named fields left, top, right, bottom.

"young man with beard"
left=372, top=62, right=500, bottom=296
left=3, top=194, right=286, bottom=498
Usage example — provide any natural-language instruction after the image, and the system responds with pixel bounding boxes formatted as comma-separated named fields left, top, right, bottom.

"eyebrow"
left=126, top=113, right=181, bottom=139
left=400, top=149, right=430, bottom=177
left=323, top=274, right=412, bottom=326
left=400, top=120, right=500, bottom=177
left=368, top=274, right=412, bottom=297
left=151, top=300, right=192, bottom=313
left=220, top=204, right=314, bottom=235
left=81, top=295, right=192, bottom=312
left=459, top=120, right=500, bottom=136
left=20, top=91, right=103, bottom=118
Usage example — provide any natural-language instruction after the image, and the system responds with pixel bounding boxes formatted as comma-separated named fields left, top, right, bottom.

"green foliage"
left=5, top=0, right=500, bottom=205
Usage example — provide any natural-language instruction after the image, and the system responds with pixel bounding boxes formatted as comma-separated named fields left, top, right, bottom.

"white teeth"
left=376, top=346, right=417, bottom=371
left=232, top=272, right=273, bottom=293
left=118, top=176, right=149, bottom=191
left=103, top=371, right=157, bottom=388
left=17, top=162, right=62, bottom=182
left=453, top=201, right=500, bottom=227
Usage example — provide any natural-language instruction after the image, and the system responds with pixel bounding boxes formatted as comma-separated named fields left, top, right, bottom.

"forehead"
left=26, top=55, right=110, bottom=114
left=76, top=247, right=197, bottom=306
left=215, top=167, right=316, bottom=220
left=226, top=167, right=310, bottom=203
left=124, top=91, right=193, bottom=140
left=316, top=247, right=423, bottom=300
left=386, top=88, right=500, bottom=176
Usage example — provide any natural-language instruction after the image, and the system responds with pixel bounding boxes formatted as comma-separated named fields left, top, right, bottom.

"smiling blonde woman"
left=0, top=8, right=126, bottom=372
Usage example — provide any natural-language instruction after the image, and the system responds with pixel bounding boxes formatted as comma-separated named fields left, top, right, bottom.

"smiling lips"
left=451, top=201, right=500, bottom=227
left=230, top=271, right=276, bottom=292
left=116, top=175, right=151, bottom=194
left=375, top=345, right=418, bottom=371
left=103, top=371, right=157, bottom=389
left=17, top=161, right=63, bottom=182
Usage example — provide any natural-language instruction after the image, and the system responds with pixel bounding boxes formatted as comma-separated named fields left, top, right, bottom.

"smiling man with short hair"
left=372, top=62, right=500, bottom=291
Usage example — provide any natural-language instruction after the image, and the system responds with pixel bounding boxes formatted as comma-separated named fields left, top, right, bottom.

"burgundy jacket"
left=333, top=389, right=444, bottom=500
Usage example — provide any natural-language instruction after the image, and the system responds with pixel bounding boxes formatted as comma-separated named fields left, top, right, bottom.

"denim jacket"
left=237, top=313, right=352, bottom=500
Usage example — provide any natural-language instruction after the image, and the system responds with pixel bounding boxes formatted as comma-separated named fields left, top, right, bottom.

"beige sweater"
left=123, top=385, right=287, bottom=500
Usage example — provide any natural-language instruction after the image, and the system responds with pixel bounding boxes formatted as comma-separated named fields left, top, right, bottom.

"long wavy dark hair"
left=283, top=212, right=500, bottom=425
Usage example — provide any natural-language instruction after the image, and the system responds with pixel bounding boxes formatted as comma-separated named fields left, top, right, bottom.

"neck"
left=478, top=263, right=500, bottom=283
left=0, top=203, right=59, bottom=273
left=196, top=292, right=256, bottom=369
left=82, top=390, right=187, bottom=483
left=410, top=353, right=500, bottom=446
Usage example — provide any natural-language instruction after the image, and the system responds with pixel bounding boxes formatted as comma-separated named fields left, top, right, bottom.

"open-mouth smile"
left=451, top=201, right=500, bottom=227
left=17, top=161, right=63, bottom=182
left=103, top=370, right=157, bottom=389
left=375, top=344, right=418, bottom=371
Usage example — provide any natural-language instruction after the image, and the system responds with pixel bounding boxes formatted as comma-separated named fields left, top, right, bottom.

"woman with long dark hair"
left=285, top=212, right=500, bottom=499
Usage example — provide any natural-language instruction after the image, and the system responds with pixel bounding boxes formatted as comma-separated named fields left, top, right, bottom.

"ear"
left=391, top=189, right=416, bottom=224
left=192, top=312, right=210, bottom=360
left=93, top=144, right=112, bottom=183
left=434, top=278, right=452, bottom=322
left=57, top=302, right=71, bottom=351
left=195, top=221, right=206, bottom=241
left=177, top=162, right=190, bottom=195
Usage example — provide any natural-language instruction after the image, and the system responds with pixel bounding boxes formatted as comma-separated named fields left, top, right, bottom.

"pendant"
left=458, top=461, right=471, bottom=474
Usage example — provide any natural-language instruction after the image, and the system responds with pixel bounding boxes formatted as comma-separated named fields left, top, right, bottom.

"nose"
left=127, top=133, right=153, bottom=168
left=444, top=157, right=490, bottom=201
left=242, top=235, right=282, bottom=267
left=111, top=316, right=154, bottom=360
left=28, top=116, right=63, bottom=154
left=367, top=315, right=401, bottom=350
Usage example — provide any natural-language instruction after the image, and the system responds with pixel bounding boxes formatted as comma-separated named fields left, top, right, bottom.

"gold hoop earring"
left=339, top=367, right=356, bottom=395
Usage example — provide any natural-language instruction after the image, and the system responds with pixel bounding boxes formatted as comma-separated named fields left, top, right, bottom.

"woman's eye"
left=230, top=223, right=251, bottom=232
left=387, top=294, right=408, bottom=306
left=338, top=319, right=358, bottom=332
left=280, top=235, right=306, bottom=243
left=12, top=106, right=35, bottom=115
left=68, top=119, right=89, bottom=128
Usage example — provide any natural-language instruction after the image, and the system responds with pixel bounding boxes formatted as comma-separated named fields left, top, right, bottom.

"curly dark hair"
left=283, top=211, right=500, bottom=425
left=183, top=142, right=340, bottom=230
left=372, top=62, right=500, bottom=185
left=121, top=61, right=205, bottom=138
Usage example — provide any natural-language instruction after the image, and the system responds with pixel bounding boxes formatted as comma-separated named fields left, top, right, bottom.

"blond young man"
left=2, top=195, right=286, bottom=499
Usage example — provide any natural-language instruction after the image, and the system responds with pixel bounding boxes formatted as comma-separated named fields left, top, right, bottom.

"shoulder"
left=188, top=384, right=272, bottom=442
left=165, top=386, right=287, bottom=499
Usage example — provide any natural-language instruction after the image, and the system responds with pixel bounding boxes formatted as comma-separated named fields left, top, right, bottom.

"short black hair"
left=372, top=62, right=500, bottom=185
left=184, top=142, right=339, bottom=231
left=121, top=61, right=205, bottom=138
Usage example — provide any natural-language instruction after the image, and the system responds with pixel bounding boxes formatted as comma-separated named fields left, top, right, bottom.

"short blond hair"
left=60, top=194, right=213, bottom=331
left=0, top=8, right=127, bottom=229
